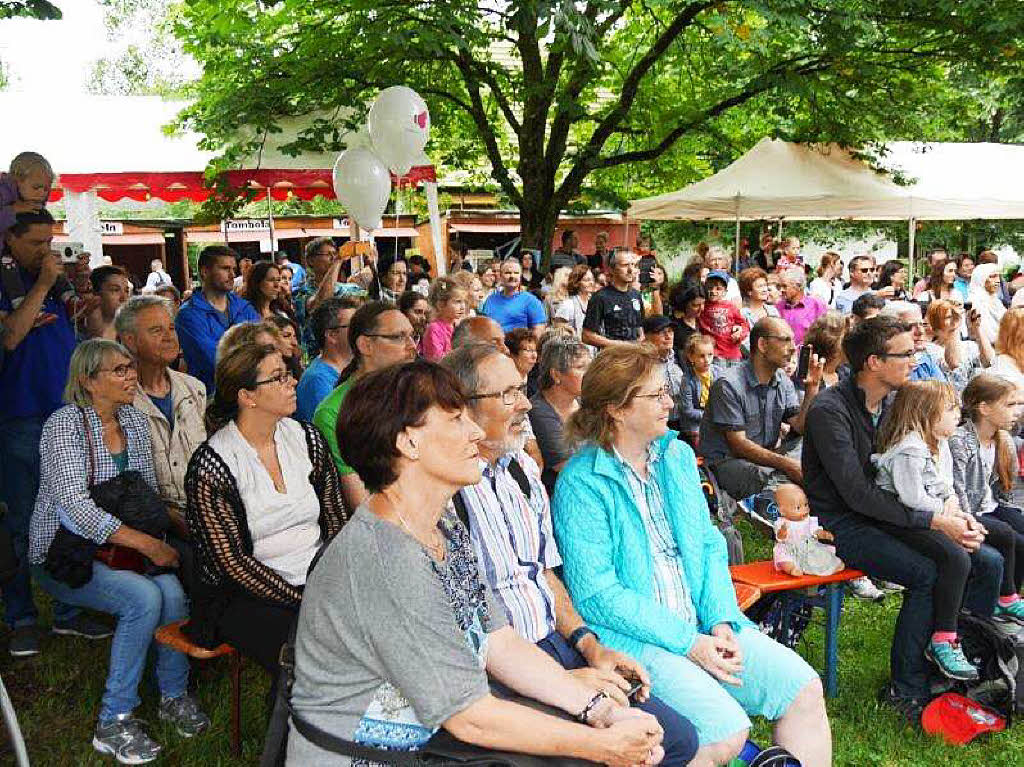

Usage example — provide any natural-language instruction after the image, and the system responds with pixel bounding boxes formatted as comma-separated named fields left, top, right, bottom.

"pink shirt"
left=775, top=293, right=827, bottom=346
left=419, top=320, right=455, bottom=361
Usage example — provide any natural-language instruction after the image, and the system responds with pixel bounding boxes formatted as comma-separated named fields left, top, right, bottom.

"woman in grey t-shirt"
left=288, top=361, right=665, bottom=766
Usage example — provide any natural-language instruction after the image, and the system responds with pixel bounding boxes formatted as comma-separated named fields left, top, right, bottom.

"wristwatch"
left=568, top=626, right=598, bottom=650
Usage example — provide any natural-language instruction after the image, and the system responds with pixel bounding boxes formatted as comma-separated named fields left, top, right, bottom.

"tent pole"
left=907, top=218, right=916, bottom=279
left=734, top=195, right=741, bottom=272
left=266, top=191, right=276, bottom=255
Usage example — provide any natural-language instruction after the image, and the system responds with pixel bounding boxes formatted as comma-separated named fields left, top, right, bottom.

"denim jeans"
left=33, top=562, right=189, bottom=721
left=828, top=514, right=1002, bottom=699
left=0, top=416, right=77, bottom=628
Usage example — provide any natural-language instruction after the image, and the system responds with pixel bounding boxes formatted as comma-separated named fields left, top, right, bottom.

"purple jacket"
left=776, top=293, right=827, bottom=346
left=0, top=174, right=19, bottom=234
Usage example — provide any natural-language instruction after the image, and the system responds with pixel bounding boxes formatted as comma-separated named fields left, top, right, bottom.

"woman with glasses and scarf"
left=312, top=301, right=419, bottom=508
left=184, top=342, right=349, bottom=680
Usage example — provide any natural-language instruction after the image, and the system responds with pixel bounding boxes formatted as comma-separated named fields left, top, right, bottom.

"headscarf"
left=969, top=263, right=1006, bottom=344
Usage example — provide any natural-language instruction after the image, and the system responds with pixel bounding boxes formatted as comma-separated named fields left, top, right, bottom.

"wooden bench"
left=154, top=620, right=243, bottom=757
left=729, top=561, right=864, bottom=698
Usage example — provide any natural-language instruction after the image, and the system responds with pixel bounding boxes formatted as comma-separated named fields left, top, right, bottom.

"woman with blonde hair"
left=453, top=269, right=487, bottom=315
left=993, top=307, right=1024, bottom=392
left=970, top=262, right=1007, bottom=344
left=544, top=265, right=572, bottom=318
left=30, top=339, right=209, bottom=763
left=552, top=344, right=831, bottom=766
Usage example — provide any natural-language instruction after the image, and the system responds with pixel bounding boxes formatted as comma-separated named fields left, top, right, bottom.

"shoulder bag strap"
left=79, top=406, right=95, bottom=488
left=452, top=490, right=471, bottom=529
left=507, top=457, right=532, bottom=500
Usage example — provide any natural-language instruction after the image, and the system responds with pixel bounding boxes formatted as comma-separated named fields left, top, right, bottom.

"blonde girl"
left=419, top=277, right=467, bottom=361
left=950, top=374, right=1024, bottom=627
left=872, top=382, right=990, bottom=681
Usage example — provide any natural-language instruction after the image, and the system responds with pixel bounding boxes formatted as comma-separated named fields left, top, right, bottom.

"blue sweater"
left=552, top=433, right=751, bottom=659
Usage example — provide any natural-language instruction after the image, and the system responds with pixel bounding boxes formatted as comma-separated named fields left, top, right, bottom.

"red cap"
left=921, top=693, right=1005, bottom=745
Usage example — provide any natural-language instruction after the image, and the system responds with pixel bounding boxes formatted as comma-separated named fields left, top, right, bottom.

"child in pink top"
left=698, top=271, right=748, bottom=365
left=419, top=277, right=468, bottom=361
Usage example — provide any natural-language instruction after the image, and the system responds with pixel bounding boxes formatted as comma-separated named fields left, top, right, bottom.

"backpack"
left=957, top=612, right=1023, bottom=724
left=746, top=592, right=814, bottom=650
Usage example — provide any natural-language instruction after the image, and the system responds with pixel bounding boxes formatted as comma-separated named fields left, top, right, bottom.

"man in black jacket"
left=802, top=316, right=1001, bottom=722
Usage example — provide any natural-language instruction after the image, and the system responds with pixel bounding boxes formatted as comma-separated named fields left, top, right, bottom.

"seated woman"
left=29, top=339, right=208, bottom=765
left=289, top=360, right=669, bottom=765
left=529, top=338, right=591, bottom=496
left=552, top=345, right=831, bottom=767
left=185, top=342, right=349, bottom=675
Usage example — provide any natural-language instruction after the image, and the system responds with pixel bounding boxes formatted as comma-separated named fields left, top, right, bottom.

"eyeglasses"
left=98, top=361, right=137, bottom=378
left=856, top=267, right=879, bottom=273
left=879, top=350, right=916, bottom=360
left=326, top=323, right=350, bottom=332
left=254, top=370, right=295, bottom=387
left=468, top=383, right=528, bottom=406
left=634, top=385, right=672, bottom=401
left=365, top=332, right=416, bottom=345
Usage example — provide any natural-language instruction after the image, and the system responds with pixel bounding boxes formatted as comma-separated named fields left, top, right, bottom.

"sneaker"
left=877, top=580, right=905, bottom=593
left=925, top=640, right=980, bottom=682
left=848, top=576, right=885, bottom=602
left=158, top=694, right=210, bottom=738
left=993, top=600, right=1024, bottom=627
left=53, top=614, right=113, bottom=640
left=8, top=625, right=40, bottom=657
left=878, top=685, right=927, bottom=729
left=93, top=715, right=162, bottom=765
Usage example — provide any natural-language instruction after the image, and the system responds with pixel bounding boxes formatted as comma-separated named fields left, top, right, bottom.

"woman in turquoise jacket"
left=552, top=345, right=831, bottom=767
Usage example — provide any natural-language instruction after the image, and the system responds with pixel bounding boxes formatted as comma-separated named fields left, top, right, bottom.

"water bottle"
left=727, top=739, right=762, bottom=766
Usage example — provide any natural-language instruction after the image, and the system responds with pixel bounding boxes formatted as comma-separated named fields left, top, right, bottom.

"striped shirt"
left=455, top=450, right=561, bottom=643
left=615, top=446, right=696, bottom=624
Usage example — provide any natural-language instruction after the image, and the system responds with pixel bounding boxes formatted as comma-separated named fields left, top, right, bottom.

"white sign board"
left=99, top=221, right=124, bottom=235
left=226, top=219, right=271, bottom=233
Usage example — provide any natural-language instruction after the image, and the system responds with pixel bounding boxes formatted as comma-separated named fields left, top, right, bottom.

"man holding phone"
left=699, top=317, right=824, bottom=507
left=0, top=210, right=111, bottom=657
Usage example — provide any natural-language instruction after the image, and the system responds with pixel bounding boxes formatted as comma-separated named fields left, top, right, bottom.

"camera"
left=51, top=241, right=85, bottom=264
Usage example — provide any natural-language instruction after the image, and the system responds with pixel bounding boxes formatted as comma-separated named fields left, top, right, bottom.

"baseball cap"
left=706, top=270, right=730, bottom=286
left=921, top=692, right=1005, bottom=745
left=642, top=315, right=673, bottom=335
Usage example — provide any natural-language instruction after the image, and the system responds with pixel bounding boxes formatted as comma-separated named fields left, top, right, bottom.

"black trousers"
left=216, top=593, right=299, bottom=675
left=989, top=505, right=1024, bottom=590
left=827, top=514, right=1002, bottom=699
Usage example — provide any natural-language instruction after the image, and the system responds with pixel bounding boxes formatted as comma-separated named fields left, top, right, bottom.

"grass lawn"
left=2, top=517, right=1023, bottom=765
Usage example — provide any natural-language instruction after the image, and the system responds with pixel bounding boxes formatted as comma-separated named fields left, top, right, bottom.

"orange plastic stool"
left=154, top=620, right=243, bottom=757
left=730, top=561, right=864, bottom=697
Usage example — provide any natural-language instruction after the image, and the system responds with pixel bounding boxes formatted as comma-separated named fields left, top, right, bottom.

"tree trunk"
left=518, top=197, right=560, bottom=273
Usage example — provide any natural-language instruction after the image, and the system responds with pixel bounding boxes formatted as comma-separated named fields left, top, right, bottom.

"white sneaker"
left=848, top=576, right=884, bottom=602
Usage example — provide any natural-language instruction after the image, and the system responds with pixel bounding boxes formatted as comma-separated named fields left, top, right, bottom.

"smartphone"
left=639, top=255, right=656, bottom=286
left=52, top=241, right=85, bottom=264
left=963, top=300, right=973, bottom=313
left=626, top=680, right=644, bottom=701
left=796, top=344, right=813, bottom=381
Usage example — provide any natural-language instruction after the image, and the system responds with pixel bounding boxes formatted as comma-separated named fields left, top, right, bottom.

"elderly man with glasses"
left=441, top=343, right=699, bottom=765
left=698, top=318, right=824, bottom=519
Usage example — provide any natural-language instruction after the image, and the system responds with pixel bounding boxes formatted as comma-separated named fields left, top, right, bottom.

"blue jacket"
left=551, top=433, right=751, bottom=660
left=174, top=290, right=260, bottom=389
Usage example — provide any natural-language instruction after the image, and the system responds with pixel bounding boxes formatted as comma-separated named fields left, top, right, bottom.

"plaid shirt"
left=29, top=404, right=157, bottom=564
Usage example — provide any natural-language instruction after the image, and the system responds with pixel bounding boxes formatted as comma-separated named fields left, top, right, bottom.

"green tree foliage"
left=0, top=0, right=61, bottom=20
left=87, top=0, right=194, bottom=97
left=177, top=1, right=1024, bottom=265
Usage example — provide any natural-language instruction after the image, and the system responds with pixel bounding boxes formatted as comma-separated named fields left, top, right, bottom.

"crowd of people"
left=1, top=149, right=1023, bottom=766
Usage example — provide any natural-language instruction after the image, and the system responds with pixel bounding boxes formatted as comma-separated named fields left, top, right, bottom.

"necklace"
left=394, top=506, right=446, bottom=561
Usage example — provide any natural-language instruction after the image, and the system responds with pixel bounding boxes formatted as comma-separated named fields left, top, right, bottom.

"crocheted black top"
left=184, top=419, right=349, bottom=647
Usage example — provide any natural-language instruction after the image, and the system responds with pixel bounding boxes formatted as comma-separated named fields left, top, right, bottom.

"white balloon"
left=368, top=86, right=430, bottom=177
left=332, top=147, right=391, bottom=232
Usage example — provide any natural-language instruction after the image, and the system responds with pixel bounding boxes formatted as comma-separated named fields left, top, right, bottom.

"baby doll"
left=772, top=483, right=844, bottom=577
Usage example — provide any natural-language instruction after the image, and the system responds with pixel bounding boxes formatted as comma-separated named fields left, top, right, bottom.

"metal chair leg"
left=823, top=583, right=843, bottom=697
left=0, top=673, right=30, bottom=767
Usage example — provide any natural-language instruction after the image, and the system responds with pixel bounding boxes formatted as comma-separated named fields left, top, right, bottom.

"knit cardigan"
left=184, top=419, right=349, bottom=647
left=551, top=432, right=752, bottom=660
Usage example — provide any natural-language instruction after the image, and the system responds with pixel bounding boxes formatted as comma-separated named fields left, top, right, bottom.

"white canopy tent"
left=628, top=138, right=1024, bottom=273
